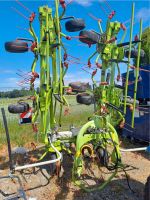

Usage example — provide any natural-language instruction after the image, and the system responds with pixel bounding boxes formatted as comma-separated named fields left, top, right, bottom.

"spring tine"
left=16, top=26, right=29, bottom=32
left=15, top=0, right=33, bottom=14
left=67, top=54, right=81, bottom=61
left=82, top=68, right=92, bottom=75
left=99, top=3, right=108, bottom=16
left=104, top=0, right=113, bottom=11
left=11, top=7, right=29, bottom=20
left=88, top=13, right=101, bottom=21
left=66, top=0, right=73, bottom=6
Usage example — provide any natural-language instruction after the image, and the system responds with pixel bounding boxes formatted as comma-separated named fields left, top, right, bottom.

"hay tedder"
left=2, top=0, right=150, bottom=194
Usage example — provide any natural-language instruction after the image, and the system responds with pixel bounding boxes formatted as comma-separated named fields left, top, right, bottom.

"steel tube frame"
left=124, top=3, right=135, bottom=114
left=131, top=19, right=142, bottom=127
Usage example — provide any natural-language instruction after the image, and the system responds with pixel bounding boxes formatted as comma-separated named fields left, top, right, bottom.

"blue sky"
left=0, top=0, right=149, bottom=90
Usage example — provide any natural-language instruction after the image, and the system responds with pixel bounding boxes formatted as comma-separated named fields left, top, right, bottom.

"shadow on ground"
left=0, top=148, right=147, bottom=200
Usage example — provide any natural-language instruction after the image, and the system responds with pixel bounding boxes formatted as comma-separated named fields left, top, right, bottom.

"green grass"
left=0, top=95, right=93, bottom=147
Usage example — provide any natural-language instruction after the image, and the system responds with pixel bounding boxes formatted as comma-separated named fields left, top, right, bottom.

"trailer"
left=122, top=65, right=150, bottom=142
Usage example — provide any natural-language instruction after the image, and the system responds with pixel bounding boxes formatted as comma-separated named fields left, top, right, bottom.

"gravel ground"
left=0, top=144, right=149, bottom=200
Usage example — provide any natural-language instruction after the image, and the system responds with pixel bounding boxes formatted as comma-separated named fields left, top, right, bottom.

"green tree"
left=0, top=89, right=33, bottom=98
left=140, top=27, right=150, bottom=66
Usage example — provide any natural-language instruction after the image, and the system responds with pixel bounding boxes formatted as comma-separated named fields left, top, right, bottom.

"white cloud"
left=64, top=72, right=91, bottom=85
left=73, top=0, right=103, bottom=7
left=64, top=68, right=102, bottom=85
left=136, top=7, right=150, bottom=23
left=0, top=77, right=20, bottom=90
left=0, top=70, right=14, bottom=74
left=6, top=77, right=19, bottom=82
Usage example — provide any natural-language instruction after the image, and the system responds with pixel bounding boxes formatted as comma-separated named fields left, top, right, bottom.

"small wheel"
left=124, top=49, right=145, bottom=58
left=76, top=93, right=94, bottom=105
left=69, top=82, right=91, bottom=93
left=96, top=147, right=109, bottom=167
left=39, top=153, right=57, bottom=176
left=41, top=152, right=63, bottom=176
left=144, top=176, right=150, bottom=200
left=8, top=102, right=30, bottom=113
left=65, top=18, right=85, bottom=32
left=79, top=30, right=99, bottom=45
left=49, top=153, right=57, bottom=175
left=5, top=41, right=28, bottom=53
left=69, top=82, right=81, bottom=93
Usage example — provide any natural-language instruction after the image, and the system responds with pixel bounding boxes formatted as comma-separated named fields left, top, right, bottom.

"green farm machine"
left=3, top=0, right=148, bottom=192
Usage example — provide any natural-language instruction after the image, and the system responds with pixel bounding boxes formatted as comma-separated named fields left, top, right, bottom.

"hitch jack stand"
left=1, top=108, right=27, bottom=200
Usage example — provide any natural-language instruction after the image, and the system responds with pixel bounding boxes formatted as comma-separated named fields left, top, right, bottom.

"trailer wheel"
left=5, top=41, right=28, bottom=53
left=76, top=93, right=94, bottom=105
left=49, top=153, right=57, bottom=175
left=41, top=152, right=63, bottom=177
left=8, top=102, right=30, bottom=114
left=65, top=18, right=85, bottom=32
left=125, top=49, right=145, bottom=58
left=96, top=147, right=109, bottom=167
left=79, top=30, right=99, bottom=45
left=144, top=176, right=150, bottom=200
left=39, top=153, right=57, bottom=176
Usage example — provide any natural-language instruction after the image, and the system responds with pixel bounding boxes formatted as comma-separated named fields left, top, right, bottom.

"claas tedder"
left=4, top=0, right=146, bottom=192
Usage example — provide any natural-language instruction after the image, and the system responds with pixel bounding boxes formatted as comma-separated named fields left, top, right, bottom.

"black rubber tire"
left=69, top=82, right=91, bottom=93
left=5, top=41, right=28, bottom=53
left=40, top=152, right=63, bottom=176
left=69, top=84, right=86, bottom=93
left=144, top=176, right=150, bottom=200
left=65, top=18, right=85, bottom=32
left=125, top=49, right=145, bottom=58
left=79, top=30, right=99, bottom=45
left=39, top=153, right=57, bottom=176
left=76, top=93, right=94, bottom=105
left=49, top=153, right=57, bottom=175
left=96, top=147, right=109, bottom=167
left=8, top=102, right=30, bottom=113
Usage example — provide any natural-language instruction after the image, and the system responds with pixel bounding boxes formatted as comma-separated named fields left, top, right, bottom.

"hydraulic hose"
left=15, top=137, right=62, bottom=171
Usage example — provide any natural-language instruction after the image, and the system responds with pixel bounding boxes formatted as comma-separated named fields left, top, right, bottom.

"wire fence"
left=0, top=95, right=36, bottom=147
left=0, top=98, right=19, bottom=127
left=0, top=87, right=29, bottom=124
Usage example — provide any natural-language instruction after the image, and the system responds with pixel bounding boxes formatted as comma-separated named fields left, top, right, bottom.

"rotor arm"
left=59, top=6, right=66, bottom=20
left=60, top=32, right=71, bottom=40
left=29, top=21, right=38, bottom=42
left=30, top=56, right=39, bottom=126
left=95, top=54, right=102, bottom=68
left=116, top=63, right=121, bottom=81
left=31, top=55, right=38, bottom=73
left=98, top=20, right=103, bottom=34
left=91, top=75, right=97, bottom=87
left=120, top=29, right=127, bottom=44
left=30, top=56, right=38, bottom=89
left=88, top=51, right=98, bottom=67
left=60, top=40, right=67, bottom=55
left=62, top=66, right=68, bottom=78
left=58, top=0, right=66, bottom=19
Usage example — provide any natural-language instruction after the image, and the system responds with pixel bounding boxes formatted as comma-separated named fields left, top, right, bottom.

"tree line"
left=0, top=89, right=34, bottom=98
